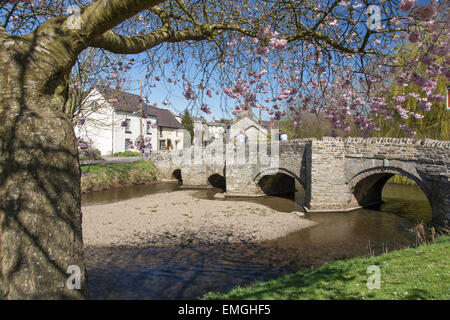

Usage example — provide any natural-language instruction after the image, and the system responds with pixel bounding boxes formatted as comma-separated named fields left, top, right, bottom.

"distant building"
left=76, top=87, right=185, bottom=155
left=191, top=110, right=279, bottom=146
left=228, top=109, right=278, bottom=143
left=193, top=116, right=227, bottom=146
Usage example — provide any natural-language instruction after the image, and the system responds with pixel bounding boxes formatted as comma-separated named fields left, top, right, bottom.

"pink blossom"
left=399, top=0, right=416, bottom=12
left=415, top=3, right=436, bottom=20
left=256, top=26, right=273, bottom=40
left=256, top=46, right=269, bottom=55
left=410, top=73, right=429, bottom=87
left=200, top=104, right=211, bottom=114
left=418, top=100, right=432, bottom=112
left=390, top=17, right=403, bottom=26
left=183, top=86, right=195, bottom=100
left=428, top=94, right=444, bottom=101
left=400, top=124, right=416, bottom=137
left=269, top=38, right=288, bottom=50
left=408, top=30, right=420, bottom=43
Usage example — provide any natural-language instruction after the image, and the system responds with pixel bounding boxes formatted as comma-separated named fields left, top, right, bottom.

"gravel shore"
left=82, top=190, right=317, bottom=248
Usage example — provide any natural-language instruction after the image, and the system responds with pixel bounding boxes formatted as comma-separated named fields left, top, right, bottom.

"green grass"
left=204, top=236, right=450, bottom=300
left=113, top=151, right=141, bottom=157
left=79, top=155, right=104, bottom=161
left=387, top=175, right=416, bottom=186
left=81, top=160, right=157, bottom=192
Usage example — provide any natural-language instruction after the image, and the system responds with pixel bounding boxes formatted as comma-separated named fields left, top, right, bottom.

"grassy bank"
left=388, top=175, right=416, bottom=186
left=113, top=151, right=141, bottom=157
left=81, top=160, right=157, bottom=193
left=204, top=236, right=450, bottom=300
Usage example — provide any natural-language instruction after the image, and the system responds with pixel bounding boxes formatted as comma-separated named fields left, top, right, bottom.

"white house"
left=228, top=109, right=272, bottom=143
left=193, top=116, right=227, bottom=146
left=76, top=87, right=185, bottom=155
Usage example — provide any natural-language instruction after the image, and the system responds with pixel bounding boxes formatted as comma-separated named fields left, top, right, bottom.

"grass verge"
left=113, top=151, right=141, bottom=157
left=81, top=160, right=157, bottom=193
left=204, top=236, right=450, bottom=300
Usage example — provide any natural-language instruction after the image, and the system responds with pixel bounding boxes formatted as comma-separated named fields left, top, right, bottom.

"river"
left=82, top=181, right=430, bottom=299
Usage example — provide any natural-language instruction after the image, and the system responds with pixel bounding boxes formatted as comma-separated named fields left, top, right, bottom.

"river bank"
left=81, top=160, right=157, bottom=193
left=83, top=182, right=432, bottom=299
left=204, top=235, right=450, bottom=300
left=82, top=190, right=316, bottom=248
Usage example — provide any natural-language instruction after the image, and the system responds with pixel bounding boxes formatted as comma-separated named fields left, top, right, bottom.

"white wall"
left=76, top=88, right=158, bottom=156
left=157, top=127, right=184, bottom=150
left=76, top=89, right=115, bottom=156
left=229, top=117, right=268, bottom=143
left=113, top=111, right=157, bottom=154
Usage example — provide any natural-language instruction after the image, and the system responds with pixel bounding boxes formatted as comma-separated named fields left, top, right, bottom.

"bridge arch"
left=171, top=169, right=182, bottom=182
left=254, top=167, right=305, bottom=188
left=253, top=167, right=305, bottom=196
left=347, top=166, right=432, bottom=208
left=207, top=173, right=226, bottom=190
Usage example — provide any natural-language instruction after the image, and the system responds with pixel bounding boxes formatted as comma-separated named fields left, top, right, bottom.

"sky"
left=119, top=57, right=275, bottom=123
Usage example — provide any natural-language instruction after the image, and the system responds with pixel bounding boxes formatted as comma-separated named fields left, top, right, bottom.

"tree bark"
left=0, top=31, right=88, bottom=299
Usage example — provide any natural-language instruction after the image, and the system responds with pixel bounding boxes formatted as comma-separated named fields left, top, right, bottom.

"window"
left=146, top=122, right=153, bottom=135
left=159, top=127, right=163, bottom=137
left=125, top=119, right=131, bottom=133
left=125, top=138, right=131, bottom=151
left=90, top=101, right=98, bottom=110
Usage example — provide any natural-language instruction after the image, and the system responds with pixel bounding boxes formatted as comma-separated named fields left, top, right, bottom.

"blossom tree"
left=0, top=0, right=448, bottom=299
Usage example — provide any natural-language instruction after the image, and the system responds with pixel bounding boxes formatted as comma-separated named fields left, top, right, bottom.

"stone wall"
left=150, top=144, right=225, bottom=187
left=304, top=137, right=450, bottom=226
left=225, top=139, right=310, bottom=196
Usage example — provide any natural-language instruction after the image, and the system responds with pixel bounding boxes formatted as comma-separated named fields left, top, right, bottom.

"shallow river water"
left=83, top=182, right=431, bottom=299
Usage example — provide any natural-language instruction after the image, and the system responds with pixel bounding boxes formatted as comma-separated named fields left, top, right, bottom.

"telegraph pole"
left=139, top=77, right=143, bottom=160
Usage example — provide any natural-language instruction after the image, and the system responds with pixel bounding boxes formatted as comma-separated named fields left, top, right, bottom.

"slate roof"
left=147, top=106, right=184, bottom=129
left=95, top=86, right=184, bottom=129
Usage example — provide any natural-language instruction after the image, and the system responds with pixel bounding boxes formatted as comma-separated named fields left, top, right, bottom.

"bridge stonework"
left=151, top=137, right=450, bottom=226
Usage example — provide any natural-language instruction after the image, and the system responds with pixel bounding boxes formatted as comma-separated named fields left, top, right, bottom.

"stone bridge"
left=151, top=137, right=450, bottom=226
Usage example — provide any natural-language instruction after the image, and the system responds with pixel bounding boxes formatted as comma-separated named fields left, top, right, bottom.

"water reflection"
left=84, top=182, right=429, bottom=300
left=82, top=182, right=181, bottom=207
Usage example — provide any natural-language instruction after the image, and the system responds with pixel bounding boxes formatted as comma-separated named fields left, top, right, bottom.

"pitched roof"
left=147, top=106, right=184, bottom=129
left=95, top=86, right=184, bottom=129
left=231, top=109, right=278, bottom=130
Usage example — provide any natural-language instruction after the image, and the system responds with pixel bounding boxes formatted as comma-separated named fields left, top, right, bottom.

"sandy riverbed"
left=82, top=190, right=317, bottom=247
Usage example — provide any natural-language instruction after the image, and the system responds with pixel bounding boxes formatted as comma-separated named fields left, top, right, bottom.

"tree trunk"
left=0, top=35, right=88, bottom=299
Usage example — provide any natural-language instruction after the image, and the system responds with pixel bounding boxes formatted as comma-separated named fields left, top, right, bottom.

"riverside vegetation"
left=204, top=234, right=450, bottom=300
left=81, top=160, right=157, bottom=193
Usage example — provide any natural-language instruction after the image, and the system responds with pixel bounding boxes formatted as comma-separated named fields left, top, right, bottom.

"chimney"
left=259, top=109, right=262, bottom=121
left=270, top=118, right=273, bottom=129
left=212, top=116, right=215, bottom=122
